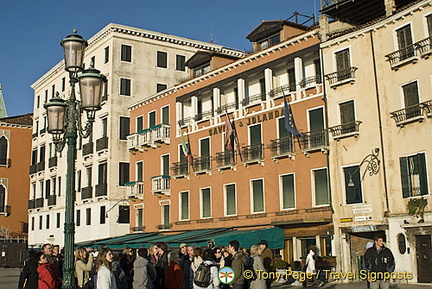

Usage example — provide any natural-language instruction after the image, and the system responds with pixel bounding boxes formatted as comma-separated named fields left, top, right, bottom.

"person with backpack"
left=193, top=248, right=220, bottom=289
left=249, top=245, right=266, bottom=289
left=228, top=240, right=247, bottom=289
left=164, top=251, right=184, bottom=289
left=36, top=252, right=56, bottom=289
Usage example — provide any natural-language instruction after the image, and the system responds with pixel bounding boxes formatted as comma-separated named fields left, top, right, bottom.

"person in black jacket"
left=18, top=252, right=39, bottom=289
left=363, top=235, right=395, bottom=289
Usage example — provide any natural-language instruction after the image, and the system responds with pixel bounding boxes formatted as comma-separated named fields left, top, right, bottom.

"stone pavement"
left=0, top=268, right=20, bottom=289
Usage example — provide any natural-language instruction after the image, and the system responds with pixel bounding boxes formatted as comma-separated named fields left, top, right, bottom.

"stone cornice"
left=129, top=28, right=320, bottom=111
left=0, top=123, right=32, bottom=129
left=320, top=0, right=432, bottom=49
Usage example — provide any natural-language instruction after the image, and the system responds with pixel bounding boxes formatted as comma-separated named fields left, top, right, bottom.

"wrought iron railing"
left=28, top=199, right=35, bottom=209
left=193, top=156, right=211, bottom=173
left=242, top=93, right=265, bottom=106
left=172, top=162, right=189, bottom=177
left=416, top=37, right=432, bottom=56
left=34, top=197, right=44, bottom=208
left=132, top=226, right=145, bottom=232
left=157, top=223, right=172, bottom=230
left=269, top=84, right=291, bottom=98
left=329, top=121, right=362, bottom=138
left=151, top=175, right=171, bottom=195
left=125, top=181, right=144, bottom=199
left=299, top=75, right=322, bottom=88
left=47, top=195, right=57, bottom=206
left=48, top=156, right=57, bottom=168
left=194, top=110, right=213, bottom=121
left=300, top=129, right=328, bottom=151
left=29, top=164, right=37, bottom=174
left=36, top=161, right=45, bottom=172
left=241, top=143, right=264, bottom=163
left=217, top=102, right=237, bottom=114
left=325, top=67, right=357, bottom=86
left=83, top=142, right=94, bottom=156
left=178, top=117, right=193, bottom=126
left=215, top=151, right=236, bottom=168
left=390, top=101, right=431, bottom=125
left=269, top=136, right=294, bottom=157
left=386, top=37, right=432, bottom=68
left=96, top=183, right=108, bottom=197
left=81, top=186, right=93, bottom=199
left=96, top=136, right=108, bottom=151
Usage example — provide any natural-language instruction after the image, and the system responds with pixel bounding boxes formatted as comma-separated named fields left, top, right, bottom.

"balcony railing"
left=29, top=164, right=37, bottom=174
left=34, top=197, right=44, bottom=208
left=386, top=43, right=418, bottom=69
left=127, top=133, right=140, bottom=151
left=36, top=161, right=45, bottom=172
left=192, top=155, right=211, bottom=173
left=416, top=37, right=432, bottom=58
left=47, top=195, right=57, bottom=206
left=48, top=156, right=57, bottom=168
left=151, top=175, right=171, bottom=196
left=325, top=67, right=357, bottom=88
left=96, top=136, right=108, bottom=151
left=28, top=199, right=35, bottom=209
left=152, top=124, right=170, bottom=144
left=269, top=136, right=294, bottom=159
left=390, top=100, right=432, bottom=126
left=32, top=132, right=38, bottom=138
left=178, top=117, right=193, bottom=126
left=194, top=110, right=213, bottom=122
left=96, top=183, right=108, bottom=197
left=157, top=223, right=172, bottom=230
left=132, top=226, right=145, bottom=232
left=241, top=143, right=264, bottom=164
left=299, top=75, right=322, bottom=88
left=216, top=102, right=237, bottom=114
left=125, top=181, right=144, bottom=200
left=300, top=129, right=328, bottom=152
left=242, top=93, right=265, bottom=106
left=215, top=151, right=236, bottom=169
left=81, top=186, right=93, bottom=200
left=0, top=205, right=11, bottom=215
left=329, top=121, right=362, bottom=140
left=269, top=84, right=291, bottom=98
left=39, top=128, right=46, bottom=135
left=138, top=129, right=154, bottom=148
left=83, top=142, right=93, bottom=156
left=171, top=162, right=189, bottom=178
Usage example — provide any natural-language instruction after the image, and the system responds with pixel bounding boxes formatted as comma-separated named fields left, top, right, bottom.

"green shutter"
left=336, top=49, right=350, bottom=72
left=403, top=82, right=419, bottom=107
left=202, top=188, right=211, bottom=218
left=418, top=153, right=429, bottom=196
left=162, top=107, right=169, bottom=125
left=226, top=184, right=236, bottom=215
left=282, top=174, right=295, bottom=209
left=288, top=68, right=296, bottom=92
left=340, top=101, right=355, bottom=124
left=181, top=192, right=189, bottom=220
left=315, top=169, right=329, bottom=206
left=400, top=157, right=411, bottom=198
left=252, top=180, right=264, bottom=213
left=397, top=25, right=413, bottom=49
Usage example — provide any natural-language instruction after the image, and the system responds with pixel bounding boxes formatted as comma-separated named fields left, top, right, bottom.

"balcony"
left=48, top=156, right=57, bottom=168
left=194, top=110, right=213, bottom=122
left=178, top=117, right=193, bottom=127
left=417, top=37, right=432, bottom=58
left=29, top=164, right=37, bottom=175
left=83, top=142, right=94, bottom=156
left=34, top=197, right=44, bottom=208
left=269, top=136, right=294, bottom=160
left=300, top=129, right=328, bottom=154
left=81, top=186, right=93, bottom=200
left=47, top=195, right=56, bottom=206
left=127, top=133, right=140, bottom=152
left=325, top=67, right=357, bottom=88
left=172, top=162, right=189, bottom=178
left=386, top=44, right=418, bottom=70
left=32, top=132, right=38, bottom=138
left=152, top=124, right=170, bottom=144
left=215, top=151, right=236, bottom=170
left=216, top=102, right=237, bottom=114
left=96, top=183, right=108, bottom=197
left=0, top=205, right=11, bottom=215
left=390, top=100, right=432, bottom=127
left=28, top=199, right=35, bottom=210
left=192, top=155, right=211, bottom=174
left=39, top=128, right=46, bottom=135
left=241, top=143, right=264, bottom=165
left=242, top=93, right=265, bottom=106
left=96, top=136, right=108, bottom=152
left=125, top=181, right=144, bottom=200
left=132, top=226, right=145, bottom=232
left=151, top=175, right=171, bottom=196
left=329, top=121, right=362, bottom=140
left=36, top=161, right=45, bottom=173
left=157, top=223, right=172, bottom=230
left=269, top=84, right=291, bottom=99
left=299, top=75, right=322, bottom=88
left=138, top=129, right=154, bottom=148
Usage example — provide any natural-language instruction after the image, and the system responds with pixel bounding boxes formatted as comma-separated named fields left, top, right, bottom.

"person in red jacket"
left=164, top=251, right=184, bottom=289
left=35, top=252, right=56, bottom=289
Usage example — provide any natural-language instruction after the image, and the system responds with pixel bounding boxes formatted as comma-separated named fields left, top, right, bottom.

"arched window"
left=0, top=185, right=5, bottom=212
left=0, top=136, right=8, bottom=165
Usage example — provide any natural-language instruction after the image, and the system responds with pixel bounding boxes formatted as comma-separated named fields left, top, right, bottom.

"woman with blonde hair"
left=75, top=247, right=94, bottom=288
left=249, top=244, right=266, bottom=289
left=149, top=244, right=159, bottom=265
left=96, top=248, right=117, bottom=289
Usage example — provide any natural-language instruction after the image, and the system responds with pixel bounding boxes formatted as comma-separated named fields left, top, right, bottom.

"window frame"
left=250, top=178, right=265, bottom=213
left=312, top=167, right=330, bottom=206
left=179, top=191, right=190, bottom=221
left=200, top=187, right=212, bottom=219
left=279, top=173, right=296, bottom=210
left=119, top=162, right=130, bottom=187
left=157, top=51, right=168, bottom=68
left=224, top=183, right=237, bottom=216
left=121, top=44, right=132, bottom=62
left=176, top=54, right=186, bottom=71
left=120, top=78, right=132, bottom=96
left=400, top=152, right=429, bottom=198
left=119, top=116, right=130, bottom=140
left=343, top=165, right=363, bottom=205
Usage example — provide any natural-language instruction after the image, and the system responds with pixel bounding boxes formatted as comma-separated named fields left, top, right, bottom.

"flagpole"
left=281, top=87, right=303, bottom=150
left=225, top=109, right=243, bottom=162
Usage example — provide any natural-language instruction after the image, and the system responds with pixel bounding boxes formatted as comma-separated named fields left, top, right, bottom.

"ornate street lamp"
left=348, top=148, right=381, bottom=187
left=44, top=29, right=106, bottom=289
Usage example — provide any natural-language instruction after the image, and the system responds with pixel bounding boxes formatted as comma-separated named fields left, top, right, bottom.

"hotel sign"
left=351, top=225, right=376, bottom=232
left=353, top=204, right=373, bottom=214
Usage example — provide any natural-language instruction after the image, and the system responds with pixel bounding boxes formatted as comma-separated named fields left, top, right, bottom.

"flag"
left=283, top=94, right=301, bottom=136
left=178, top=121, right=193, bottom=164
left=225, top=114, right=234, bottom=151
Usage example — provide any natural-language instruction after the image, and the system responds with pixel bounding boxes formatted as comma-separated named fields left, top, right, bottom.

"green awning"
left=211, top=227, right=284, bottom=249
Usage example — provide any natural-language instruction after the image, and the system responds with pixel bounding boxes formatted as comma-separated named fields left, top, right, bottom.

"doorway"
left=416, top=235, right=432, bottom=283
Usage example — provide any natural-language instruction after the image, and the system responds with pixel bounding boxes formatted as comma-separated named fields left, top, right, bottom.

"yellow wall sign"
left=340, top=218, right=353, bottom=223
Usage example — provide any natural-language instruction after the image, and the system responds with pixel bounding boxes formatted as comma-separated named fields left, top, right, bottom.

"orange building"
left=0, top=113, right=32, bottom=267
left=127, top=21, right=333, bottom=262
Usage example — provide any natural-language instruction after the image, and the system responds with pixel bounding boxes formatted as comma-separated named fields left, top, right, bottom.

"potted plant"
left=274, top=254, right=289, bottom=283
left=407, top=197, right=428, bottom=220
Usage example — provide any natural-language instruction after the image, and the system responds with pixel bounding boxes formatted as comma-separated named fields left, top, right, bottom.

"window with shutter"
left=120, top=78, right=131, bottom=96
left=281, top=174, right=295, bottom=209
left=119, top=162, right=129, bottom=186
left=136, top=162, right=143, bottom=182
left=162, top=205, right=170, bottom=226
left=288, top=68, right=296, bottom=92
left=314, top=169, right=329, bottom=206
left=400, top=153, right=429, bottom=197
left=252, top=179, right=264, bottom=213
left=201, top=188, right=211, bottom=218
left=0, top=185, right=5, bottom=212
left=118, top=206, right=130, bottom=223
left=180, top=191, right=189, bottom=220
left=427, top=15, right=432, bottom=37
left=344, top=166, right=363, bottom=204
left=402, top=82, right=421, bottom=119
left=121, top=45, right=132, bottom=62
left=397, top=25, right=414, bottom=60
left=339, top=100, right=356, bottom=133
left=149, top=111, right=156, bottom=128
left=98, top=163, right=107, bottom=184
left=335, top=49, right=351, bottom=80
left=86, top=208, right=91, bottom=225
left=76, top=210, right=81, bottom=226
left=105, top=46, right=109, bottom=63
left=162, top=106, right=169, bottom=125
left=137, top=208, right=143, bottom=228
left=225, top=184, right=236, bottom=216
left=100, top=206, right=106, bottom=224
left=162, top=155, right=170, bottom=176
left=0, top=136, right=7, bottom=165
left=119, top=117, right=130, bottom=140
left=157, top=51, right=168, bottom=68
left=176, top=55, right=186, bottom=71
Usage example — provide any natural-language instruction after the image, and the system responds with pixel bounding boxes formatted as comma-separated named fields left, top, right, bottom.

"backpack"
left=245, top=256, right=257, bottom=281
left=193, top=263, right=214, bottom=287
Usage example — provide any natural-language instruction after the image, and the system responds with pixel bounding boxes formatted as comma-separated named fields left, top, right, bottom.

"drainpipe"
left=369, top=31, right=391, bottom=216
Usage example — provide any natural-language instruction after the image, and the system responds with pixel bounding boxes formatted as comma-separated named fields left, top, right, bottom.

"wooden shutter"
left=282, top=174, right=295, bottom=209
left=418, top=153, right=429, bottom=196
left=252, top=179, right=264, bottom=213
left=427, top=15, right=432, bottom=37
left=118, top=206, right=130, bottom=223
left=340, top=101, right=355, bottom=124
left=336, top=49, right=350, bottom=72
left=202, top=188, right=211, bottom=218
left=397, top=25, right=413, bottom=49
left=400, top=157, right=411, bottom=198
left=403, top=82, right=419, bottom=107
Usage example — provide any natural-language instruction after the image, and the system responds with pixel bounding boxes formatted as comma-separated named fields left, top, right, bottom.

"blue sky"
left=0, top=0, right=317, bottom=117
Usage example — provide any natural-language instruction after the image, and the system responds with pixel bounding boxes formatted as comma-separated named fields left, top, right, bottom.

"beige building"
left=28, top=23, right=243, bottom=247
left=321, top=0, right=432, bottom=283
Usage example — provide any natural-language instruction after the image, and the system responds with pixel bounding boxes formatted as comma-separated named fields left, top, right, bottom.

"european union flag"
left=283, top=95, right=301, bottom=136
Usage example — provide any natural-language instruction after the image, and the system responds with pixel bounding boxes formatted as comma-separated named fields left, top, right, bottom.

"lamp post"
left=45, top=29, right=106, bottom=289
left=348, top=148, right=381, bottom=187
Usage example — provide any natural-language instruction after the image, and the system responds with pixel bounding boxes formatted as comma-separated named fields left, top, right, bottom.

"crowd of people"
left=17, top=239, right=276, bottom=289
